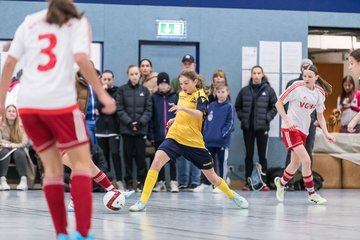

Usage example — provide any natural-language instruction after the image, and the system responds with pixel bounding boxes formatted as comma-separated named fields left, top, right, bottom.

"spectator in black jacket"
left=235, top=65, right=277, bottom=191
left=116, top=65, right=152, bottom=191
left=96, top=70, right=123, bottom=190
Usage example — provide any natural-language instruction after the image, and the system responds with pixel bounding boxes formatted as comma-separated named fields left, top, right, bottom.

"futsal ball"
left=103, top=190, right=125, bottom=211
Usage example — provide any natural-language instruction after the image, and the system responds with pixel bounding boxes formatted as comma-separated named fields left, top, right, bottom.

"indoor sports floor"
left=0, top=189, right=359, bottom=240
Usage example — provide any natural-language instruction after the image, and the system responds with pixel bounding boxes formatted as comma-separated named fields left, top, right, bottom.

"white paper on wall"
left=259, top=41, right=280, bottom=73
left=241, top=70, right=251, bottom=88
left=90, top=43, right=102, bottom=71
left=281, top=42, right=302, bottom=73
left=242, top=46, right=257, bottom=69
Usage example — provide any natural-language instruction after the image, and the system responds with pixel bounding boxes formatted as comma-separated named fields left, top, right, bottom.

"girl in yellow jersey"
left=129, top=70, right=248, bottom=211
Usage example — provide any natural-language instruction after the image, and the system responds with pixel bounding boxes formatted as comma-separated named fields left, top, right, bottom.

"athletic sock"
left=216, top=178, right=234, bottom=199
left=303, top=174, right=316, bottom=195
left=140, top=169, right=159, bottom=204
left=93, top=170, right=114, bottom=191
left=71, top=170, right=92, bottom=237
left=280, top=170, right=294, bottom=187
left=43, top=177, right=68, bottom=235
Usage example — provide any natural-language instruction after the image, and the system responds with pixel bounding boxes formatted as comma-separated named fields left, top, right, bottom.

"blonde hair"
left=4, top=105, right=22, bottom=144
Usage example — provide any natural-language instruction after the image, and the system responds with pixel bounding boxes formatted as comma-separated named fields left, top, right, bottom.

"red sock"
left=71, top=170, right=92, bottom=237
left=280, top=170, right=294, bottom=187
left=303, top=174, right=315, bottom=195
left=93, top=171, right=114, bottom=191
left=43, top=177, right=68, bottom=235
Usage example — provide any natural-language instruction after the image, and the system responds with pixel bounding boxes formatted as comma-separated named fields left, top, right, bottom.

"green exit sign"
left=157, top=20, right=186, bottom=38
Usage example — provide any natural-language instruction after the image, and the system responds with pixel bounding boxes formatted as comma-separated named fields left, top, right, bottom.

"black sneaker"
left=187, top=183, right=198, bottom=192
left=286, top=181, right=295, bottom=191
left=178, top=184, right=188, bottom=191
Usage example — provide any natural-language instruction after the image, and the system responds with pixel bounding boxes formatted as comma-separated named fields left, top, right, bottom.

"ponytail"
left=47, top=0, right=82, bottom=26
left=306, top=65, right=332, bottom=96
left=316, top=77, right=332, bottom=96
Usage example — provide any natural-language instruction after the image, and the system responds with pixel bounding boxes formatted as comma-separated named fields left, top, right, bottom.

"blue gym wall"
left=1, top=1, right=360, bottom=180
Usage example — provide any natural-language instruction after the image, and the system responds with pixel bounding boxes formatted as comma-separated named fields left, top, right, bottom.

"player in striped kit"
left=274, top=64, right=335, bottom=205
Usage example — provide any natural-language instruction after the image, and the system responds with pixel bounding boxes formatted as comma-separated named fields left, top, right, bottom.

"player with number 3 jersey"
left=0, top=1, right=115, bottom=239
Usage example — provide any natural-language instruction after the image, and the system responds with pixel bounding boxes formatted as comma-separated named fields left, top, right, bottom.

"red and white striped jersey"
left=8, top=9, right=91, bottom=109
left=279, top=81, right=325, bottom=135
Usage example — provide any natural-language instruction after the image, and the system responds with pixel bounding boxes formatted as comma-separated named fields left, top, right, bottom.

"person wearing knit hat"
left=157, top=72, right=170, bottom=86
left=283, top=57, right=315, bottom=191
left=150, top=72, right=179, bottom=193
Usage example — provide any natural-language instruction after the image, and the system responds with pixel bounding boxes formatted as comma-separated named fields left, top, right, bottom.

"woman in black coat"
left=116, top=65, right=152, bottom=191
left=235, top=65, right=277, bottom=191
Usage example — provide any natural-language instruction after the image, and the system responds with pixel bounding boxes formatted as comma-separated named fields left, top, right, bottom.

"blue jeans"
left=86, top=120, right=96, bottom=144
left=176, top=156, right=201, bottom=186
left=204, top=147, right=228, bottom=185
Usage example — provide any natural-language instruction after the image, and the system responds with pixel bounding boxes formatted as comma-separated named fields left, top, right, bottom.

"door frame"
left=138, top=40, right=200, bottom=73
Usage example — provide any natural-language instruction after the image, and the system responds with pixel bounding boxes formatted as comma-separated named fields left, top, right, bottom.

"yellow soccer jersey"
left=166, top=89, right=208, bottom=148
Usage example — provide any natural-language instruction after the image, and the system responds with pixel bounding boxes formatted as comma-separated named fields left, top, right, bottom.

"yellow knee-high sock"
left=216, top=179, right=234, bottom=199
left=140, top=169, right=159, bottom=204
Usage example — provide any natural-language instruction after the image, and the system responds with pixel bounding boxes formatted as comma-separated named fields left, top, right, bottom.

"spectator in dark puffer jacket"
left=116, top=65, right=152, bottom=191
left=235, top=65, right=277, bottom=191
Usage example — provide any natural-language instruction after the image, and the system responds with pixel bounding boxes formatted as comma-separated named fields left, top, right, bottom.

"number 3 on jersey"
left=38, top=34, right=57, bottom=71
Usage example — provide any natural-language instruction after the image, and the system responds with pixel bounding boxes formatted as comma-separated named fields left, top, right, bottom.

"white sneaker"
left=274, top=177, right=285, bottom=202
left=231, top=192, right=249, bottom=209
left=226, top=177, right=231, bottom=185
left=0, top=176, right=10, bottom=191
left=308, top=193, right=327, bottom=205
left=153, top=181, right=167, bottom=192
left=212, top=187, right=222, bottom=193
left=170, top=181, right=179, bottom=193
left=16, top=176, right=28, bottom=191
left=192, top=183, right=205, bottom=193
left=129, top=200, right=146, bottom=212
left=67, top=200, right=74, bottom=212
left=124, top=189, right=135, bottom=199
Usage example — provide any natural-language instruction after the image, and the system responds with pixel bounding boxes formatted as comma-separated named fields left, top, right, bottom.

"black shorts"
left=158, top=138, right=213, bottom=170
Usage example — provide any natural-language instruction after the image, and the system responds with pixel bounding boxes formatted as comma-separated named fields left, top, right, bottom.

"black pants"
left=153, top=140, right=176, bottom=181
left=0, top=148, right=27, bottom=177
left=243, top=129, right=268, bottom=180
left=285, top=119, right=316, bottom=167
left=97, top=136, right=122, bottom=181
left=122, top=134, right=147, bottom=187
